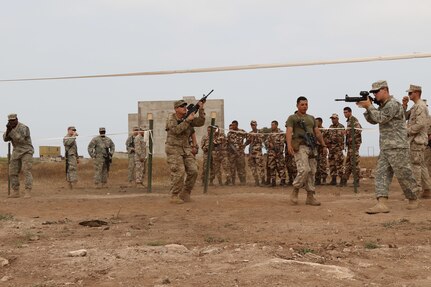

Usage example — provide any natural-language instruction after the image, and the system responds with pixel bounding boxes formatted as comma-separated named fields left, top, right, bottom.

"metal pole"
left=351, top=119, right=358, bottom=193
left=147, top=113, right=154, bottom=193
left=7, top=142, right=11, bottom=196
left=204, top=113, right=216, bottom=193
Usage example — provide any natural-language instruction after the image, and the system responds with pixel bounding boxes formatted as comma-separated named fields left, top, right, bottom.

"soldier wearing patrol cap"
left=402, top=84, right=431, bottom=198
left=326, top=113, right=345, bottom=186
left=245, top=120, right=265, bottom=186
left=357, top=80, right=420, bottom=214
left=64, top=126, right=79, bottom=189
left=165, top=98, right=205, bottom=203
left=134, top=127, right=147, bottom=188
left=3, top=113, right=34, bottom=198
left=88, top=127, right=115, bottom=188
left=125, top=126, right=139, bottom=186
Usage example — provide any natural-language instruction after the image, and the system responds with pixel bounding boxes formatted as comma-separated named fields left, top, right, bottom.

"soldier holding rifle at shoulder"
left=88, top=127, right=115, bottom=189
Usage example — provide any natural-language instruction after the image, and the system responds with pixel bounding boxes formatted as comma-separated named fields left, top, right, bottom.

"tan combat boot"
left=8, top=189, right=20, bottom=198
left=179, top=191, right=192, bottom=202
left=406, top=199, right=419, bottom=210
left=170, top=194, right=185, bottom=204
left=305, top=191, right=321, bottom=206
left=366, top=197, right=390, bottom=214
left=23, top=189, right=32, bottom=198
left=290, top=187, right=299, bottom=205
left=421, top=189, right=431, bottom=199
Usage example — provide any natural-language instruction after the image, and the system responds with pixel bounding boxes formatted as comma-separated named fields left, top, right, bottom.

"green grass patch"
left=0, top=213, right=14, bottom=221
left=364, top=241, right=379, bottom=249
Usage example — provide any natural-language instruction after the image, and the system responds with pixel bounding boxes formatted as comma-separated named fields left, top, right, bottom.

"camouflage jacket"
left=325, top=123, right=345, bottom=148
left=364, top=96, right=408, bottom=150
left=165, top=109, right=205, bottom=149
left=227, top=129, right=246, bottom=155
left=125, top=135, right=136, bottom=155
left=134, top=134, right=147, bottom=160
left=245, top=130, right=264, bottom=156
left=265, top=129, right=285, bottom=156
left=213, top=132, right=228, bottom=153
left=88, top=136, right=115, bottom=159
left=63, top=135, right=78, bottom=157
left=200, top=134, right=211, bottom=154
left=345, top=116, right=362, bottom=147
left=404, top=99, right=429, bottom=146
left=3, top=122, right=34, bottom=160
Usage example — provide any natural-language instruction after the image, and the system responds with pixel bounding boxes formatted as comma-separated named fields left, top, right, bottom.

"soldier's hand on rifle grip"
left=356, top=98, right=372, bottom=109
left=402, top=96, right=409, bottom=108
left=186, top=112, right=195, bottom=122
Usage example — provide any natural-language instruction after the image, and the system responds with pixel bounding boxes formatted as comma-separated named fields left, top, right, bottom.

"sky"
left=1, top=0, right=431, bottom=157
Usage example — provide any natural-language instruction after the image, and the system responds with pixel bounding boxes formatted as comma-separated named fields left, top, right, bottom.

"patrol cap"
left=406, top=84, right=422, bottom=93
left=68, top=126, right=76, bottom=131
left=369, top=80, right=388, bottom=93
left=330, top=113, right=339, bottom=119
left=7, top=113, right=17, bottom=120
left=99, top=127, right=106, bottom=133
left=132, top=126, right=139, bottom=131
left=250, top=120, right=257, bottom=125
left=174, top=100, right=187, bottom=108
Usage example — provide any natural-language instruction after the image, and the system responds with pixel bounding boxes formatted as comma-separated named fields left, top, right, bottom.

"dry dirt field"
left=1, top=158, right=431, bottom=287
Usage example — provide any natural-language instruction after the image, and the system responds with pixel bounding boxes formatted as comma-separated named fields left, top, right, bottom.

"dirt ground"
left=1, top=176, right=431, bottom=287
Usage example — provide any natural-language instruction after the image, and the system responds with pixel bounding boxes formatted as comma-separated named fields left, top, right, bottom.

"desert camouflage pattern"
left=200, top=134, right=215, bottom=183
left=325, top=123, right=345, bottom=177
left=265, top=129, right=286, bottom=181
left=285, top=151, right=298, bottom=184
left=88, top=135, right=115, bottom=185
left=292, top=145, right=317, bottom=192
left=64, top=135, right=78, bottom=183
left=245, top=130, right=265, bottom=183
left=125, top=135, right=136, bottom=182
left=134, top=134, right=147, bottom=184
left=343, top=116, right=362, bottom=181
left=213, top=132, right=230, bottom=184
left=227, top=129, right=247, bottom=184
left=315, top=141, right=328, bottom=181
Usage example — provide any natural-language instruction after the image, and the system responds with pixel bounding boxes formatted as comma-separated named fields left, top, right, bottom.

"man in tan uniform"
left=125, top=126, right=139, bottom=186
left=64, top=126, right=79, bottom=189
left=88, top=128, right=115, bottom=188
left=402, top=84, right=431, bottom=198
left=3, top=114, right=34, bottom=198
left=134, top=127, right=147, bottom=188
left=165, top=99, right=205, bottom=203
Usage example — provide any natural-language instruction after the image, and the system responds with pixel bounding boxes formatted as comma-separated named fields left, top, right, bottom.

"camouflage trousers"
left=248, top=153, right=265, bottom=182
left=425, top=146, right=431, bottom=178
left=135, top=158, right=147, bottom=184
left=343, top=146, right=360, bottom=181
left=316, top=145, right=328, bottom=180
left=66, top=154, right=78, bottom=183
left=293, top=145, right=317, bottom=192
left=94, top=157, right=109, bottom=184
left=285, top=153, right=297, bottom=181
left=410, top=143, right=431, bottom=191
left=166, top=146, right=198, bottom=196
left=128, top=154, right=135, bottom=182
left=213, top=151, right=229, bottom=184
left=328, top=146, right=344, bottom=177
left=201, top=153, right=215, bottom=183
left=267, top=152, right=286, bottom=181
left=375, top=148, right=419, bottom=199
left=228, top=152, right=246, bottom=184
left=9, top=152, right=33, bottom=191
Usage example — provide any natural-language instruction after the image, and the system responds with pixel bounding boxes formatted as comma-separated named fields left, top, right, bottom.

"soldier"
left=214, top=127, right=230, bottom=185
left=63, top=126, right=79, bottom=189
left=227, top=120, right=247, bottom=185
left=134, top=127, right=147, bottom=188
left=3, top=114, right=34, bottom=198
left=125, top=126, right=139, bottom=186
left=200, top=126, right=215, bottom=185
left=266, top=120, right=287, bottom=186
left=315, top=117, right=329, bottom=185
left=340, top=107, right=362, bottom=187
left=402, top=84, right=431, bottom=198
left=88, top=128, right=115, bottom=189
left=326, top=113, right=345, bottom=186
left=286, top=96, right=327, bottom=206
left=357, top=80, right=419, bottom=214
left=245, top=120, right=265, bottom=186
left=165, top=99, right=205, bottom=203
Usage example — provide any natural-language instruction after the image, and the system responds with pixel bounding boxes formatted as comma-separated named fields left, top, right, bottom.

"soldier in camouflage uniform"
left=3, top=114, right=34, bottom=198
left=325, top=113, right=345, bottom=186
left=213, top=127, right=230, bottom=185
left=125, top=126, right=139, bottom=186
left=402, top=84, right=431, bottom=198
left=424, top=101, right=431, bottom=193
left=315, top=117, right=329, bottom=185
left=340, top=107, right=362, bottom=187
left=134, top=127, right=147, bottom=188
left=88, top=127, right=115, bottom=188
left=63, top=126, right=79, bottom=189
left=284, top=143, right=297, bottom=185
left=358, top=80, right=420, bottom=214
left=200, top=126, right=215, bottom=185
left=165, top=99, right=205, bottom=203
left=265, top=120, right=287, bottom=186
left=227, top=120, right=247, bottom=185
left=245, top=120, right=265, bottom=186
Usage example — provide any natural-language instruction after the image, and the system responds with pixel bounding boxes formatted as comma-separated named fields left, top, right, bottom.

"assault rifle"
left=179, top=89, right=214, bottom=123
left=298, top=119, right=317, bottom=154
left=104, top=148, right=112, bottom=172
left=335, top=91, right=380, bottom=106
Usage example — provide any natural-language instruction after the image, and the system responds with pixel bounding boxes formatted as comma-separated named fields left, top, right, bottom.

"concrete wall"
left=129, top=96, right=224, bottom=157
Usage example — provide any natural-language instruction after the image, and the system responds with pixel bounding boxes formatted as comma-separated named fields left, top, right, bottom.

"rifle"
left=104, top=148, right=112, bottom=172
left=179, top=89, right=214, bottom=123
left=298, top=119, right=317, bottom=156
left=335, top=91, right=380, bottom=105
left=65, top=150, right=69, bottom=180
left=229, top=143, right=240, bottom=157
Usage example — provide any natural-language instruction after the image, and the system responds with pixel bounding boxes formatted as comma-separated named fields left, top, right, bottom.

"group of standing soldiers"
left=199, top=111, right=362, bottom=188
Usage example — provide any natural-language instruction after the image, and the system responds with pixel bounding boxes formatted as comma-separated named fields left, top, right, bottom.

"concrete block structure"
left=128, top=96, right=224, bottom=157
